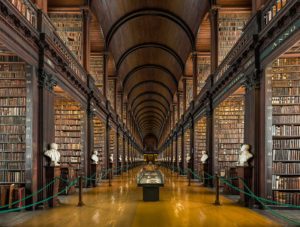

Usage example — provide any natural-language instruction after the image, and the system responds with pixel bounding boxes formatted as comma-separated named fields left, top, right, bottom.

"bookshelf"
left=118, top=133, right=123, bottom=164
left=107, top=79, right=115, bottom=108
left=109, top=129, right=116, bottom=164
left=197, top=56, right=210, bottom=94
left=184, top=129, right=191, bottom=166
left=0, top=53, right=26, bottom=185
left=267, top=55, right=300, bottom=206
left=54, top=90, right=84, bottom=173
left=186, top=79, right=193, bottom=107
left=90, top=53, right=104, bottom=93
left=177, top=135, right=182, bottom=167
left=214, top=88, right=245, bottom=176
left=93, top=117, right=105, bottom=168
left=48, top=12, right=83, bottom=64
left=218, top=11, right=251, bottom=64
left=194, top=117, right=206, bottom=176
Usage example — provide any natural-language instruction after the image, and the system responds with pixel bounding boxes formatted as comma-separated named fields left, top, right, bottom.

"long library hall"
left=0, top=0, right=299, bottom=226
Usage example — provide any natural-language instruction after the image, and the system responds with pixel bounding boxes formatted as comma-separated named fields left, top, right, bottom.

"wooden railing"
left=261, top=0, right=291, bottom=30
left=9, top=0, right=37, bottom=28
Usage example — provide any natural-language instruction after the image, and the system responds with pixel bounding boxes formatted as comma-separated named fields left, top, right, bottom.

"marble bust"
left=119, top=155, right=122, bottom=162
left=110, top=153, right=114, bottom=163
left=91, top=150, right=99, bottom=164
left=125, top=155, right=128, bottom=162
left=237, top=144, right=253, bottom=166
left=44, top=143, right=60, bottom=166
left=200, top=150, right=208, bottom=164
left=178, top=154, right=182, bottom=162
left=186, top=153, right=191, bottom=163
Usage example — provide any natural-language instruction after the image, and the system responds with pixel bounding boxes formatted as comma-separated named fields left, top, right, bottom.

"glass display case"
left=137, top=169, right=164, bottom=201
left=137, top=170, right=164, bottom=186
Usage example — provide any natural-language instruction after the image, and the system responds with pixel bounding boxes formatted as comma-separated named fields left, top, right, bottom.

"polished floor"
left=1, top=167, right=281, bottom=227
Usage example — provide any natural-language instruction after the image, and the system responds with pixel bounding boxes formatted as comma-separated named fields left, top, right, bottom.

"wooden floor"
left=1, top=167, right=280, bottom=227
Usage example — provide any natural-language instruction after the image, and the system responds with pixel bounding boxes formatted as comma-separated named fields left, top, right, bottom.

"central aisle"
left=13, top=167, right=278, bottom=227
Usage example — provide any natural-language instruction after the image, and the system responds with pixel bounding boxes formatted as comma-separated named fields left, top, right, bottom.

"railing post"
left=214, top=174, right=221, bottom=206
left=77, top=175, right=84, bottom=207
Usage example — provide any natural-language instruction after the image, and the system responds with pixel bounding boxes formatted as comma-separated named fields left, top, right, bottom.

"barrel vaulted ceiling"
left=91, top=0, right=210, bottom=140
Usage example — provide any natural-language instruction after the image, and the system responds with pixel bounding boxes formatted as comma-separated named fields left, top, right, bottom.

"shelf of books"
left=109, top=129, right=116, bottom=165
left=108, top=79, right=115, bottom=108
left=118, top=133, right=123, bottom=164
left=186, top=79, right=193, bottom=108
left=90, top=53, right=104, bottom=93
left=194, top=117, right=207, bottom=177
left=54, top=88, right=84, bottom=174
left=267, top=42, right=300, bottom=206
left=93, top=117, right=105, bottom=169
left=177, top=135, right=182, bottom=171
left=0, top=52, right=27, bottom=186
left=184, top=129, right=191, bottom=167
left=48, top=11, right=83, bottom=64
left=214, top=88, right=245, bottom=177
left=218, top=10, right=251, bottom=65
left=197, top=55, right=210, bottom=94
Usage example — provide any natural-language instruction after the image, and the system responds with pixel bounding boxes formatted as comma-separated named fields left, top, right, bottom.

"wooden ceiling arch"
left=134, top=106, right=166, bottom=120
left=105, top=9, right=195, bottom=49
left=130, top=92, right=170, bottom=112
left=136, top=110, right=165, bottom=125
left=132, top=99, right=168, bottom=115
left=116, top=42, right=184, bottom=71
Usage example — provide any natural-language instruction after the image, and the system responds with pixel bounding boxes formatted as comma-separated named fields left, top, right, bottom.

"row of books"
left=55, top=110, right=83, bottom=115
left=272, top=96, right=300, bottom=105
left=0, top=162, right=25, bottom=169
left=0, top=117, right=25, bottom=124
left=273, top=87, right=300, bottom=96
left=218, top=154, right=239, bottom=162
left=55, top=114, right=83, bottom=119
left=0, top=152, right=25, bottom=160
left=55, top=131, right=81, bottom=137
left=0, top=88, right=26, bottom=96
left=273, top=81, right=300, bottom=88
left=217, top=138, right=243, bottom=144
left=60, top=157, right=80, bottom=163
left=273, top=191, right=300, bottom=205
left=0, top=134, right=25, bottom=143
left=272, top=176, right=300, bottom=189
left=197, top=57, right=210, bottom=94
left=273, top=115, right=300, bottom=124
left=0, top=143, right=25, bottom=152
left=0, top=125, right=25, bottom=134
left=56, top=143, right=81, bottom=150
left=0, top=97, right=26, bottom=106
left=272, top=125, right=300, bottom=136
left=0, top=107, right=26, bottom=115
left=273, top=139, right=300, bottom=149
left=0, top=80, right=25, bottom=87
left=273, top=105, right=300, bottom=114
left=55, top=125, right=81, bottom=131
left=273, top=150, right=300, bottom=161
left=59, top=151, right=82, bottom=156
left=0, top=171, right=25, bottom=183
left=272, top=58, right=300, bottom=67
left=55, top=119, right=82, bottom=125
left=273, top=162, right=300, bottom=174
left=271, top=73, right=299, bottom=81
left=55, top=138, right=81, bottom=144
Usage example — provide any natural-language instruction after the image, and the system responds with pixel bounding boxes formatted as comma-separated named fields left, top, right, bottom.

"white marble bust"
left=178, top=155, right=182, bottom=162
left=125, top=155, right=128, bottom=162
left=119, top=155, right=122, bottom=162
left=186, top=153, right=191, bottom=163
left=44, top=143, right=60, bottom=166
left=110, top=153, right=114, bottom=163
left=237, top=144, right=253, bottom=166
left=200, top=150, right=208, bottom=164
left=91, top=150, right=99, bottom=164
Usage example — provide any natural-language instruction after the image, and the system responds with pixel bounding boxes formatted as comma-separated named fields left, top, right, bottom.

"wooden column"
left=206, top=101, right=214, bottom=187
left=175, top=133, right=178, bottom=170
left=183, top=79, right=187, bottom=113
left=116, top=128, right=120, bottom=174
left=34, top=0, right=48, bottom=13
left=103, top=53, right=108, bottom=98
left=190, top=118, right=195, bottom=175
left=181, top=126, right=185, bottom=174
left=210, top=7, right=219, bottom=73
left=114, top=79, right=117, bottom=111
left=192, top=52, right=198, bottom=99
left=105, top=116, right=110, bottom=173
left=82, top=9, right=91, bottom=72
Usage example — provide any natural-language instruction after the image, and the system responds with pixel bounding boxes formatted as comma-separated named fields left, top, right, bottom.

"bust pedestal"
left=45, top=166, right=60, bottom=207
left=90, top=164, right=99, bottom=187
left=237, top=166, right=252, bottom=207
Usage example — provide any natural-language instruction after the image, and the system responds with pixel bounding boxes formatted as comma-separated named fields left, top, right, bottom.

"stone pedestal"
left=91, top=164, right=99, bottom=187
left=45, top=166, right=60, bottom=207
left=237, top=166, right=253, bottom=207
